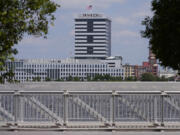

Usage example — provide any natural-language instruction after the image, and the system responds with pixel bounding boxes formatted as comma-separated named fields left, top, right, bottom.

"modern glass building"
left=75, top=13, right=111, bottom=59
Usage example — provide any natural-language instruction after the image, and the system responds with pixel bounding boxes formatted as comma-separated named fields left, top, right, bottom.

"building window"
left=87, top=20, right=93, bottom=32
left=87, top=35, right=93, bottom=43
left=87, top=46, right=93, bottom=54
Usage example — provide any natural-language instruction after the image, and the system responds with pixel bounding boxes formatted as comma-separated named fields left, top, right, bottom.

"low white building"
left=159, top=69, right=177, bottom=78
left=5, top=56, right=124, bottom=82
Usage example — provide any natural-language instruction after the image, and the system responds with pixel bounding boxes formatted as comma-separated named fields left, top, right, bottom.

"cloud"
left=132, top=11, right=152, bottom=18
left=132, top=1, right=153, bottom=18
left=113, top=30, right=139, bottom=38
left=113, top=16, right=133, bottom=25
left=16, top=35, right=74, bottom=59
left=52, top=0, right=125, bottom=9
left=19, top=36, right=51, bottom=46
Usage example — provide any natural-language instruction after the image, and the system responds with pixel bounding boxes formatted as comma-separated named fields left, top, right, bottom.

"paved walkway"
left=1, top=131, right=180, bottom=135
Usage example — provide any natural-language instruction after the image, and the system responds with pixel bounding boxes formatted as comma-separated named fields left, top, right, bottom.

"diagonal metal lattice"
left=71, top=96, right=109, bottom=124
left=0, top=103, right=14, bottom=121
left=118, top=96, right=148, bottom=121
left=24, top=97, right=63, bottom=124
left=164, top=96, right=180, bottom=111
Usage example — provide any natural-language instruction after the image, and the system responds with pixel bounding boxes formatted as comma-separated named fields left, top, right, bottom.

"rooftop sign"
left=79, top=13, right=103, bottom=18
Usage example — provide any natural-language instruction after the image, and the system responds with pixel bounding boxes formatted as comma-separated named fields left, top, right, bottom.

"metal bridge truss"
left=0, top=90, right=180, bottom=130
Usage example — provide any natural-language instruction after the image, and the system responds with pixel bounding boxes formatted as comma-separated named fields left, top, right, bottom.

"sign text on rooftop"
left=79, top=14, right=103, bottom=18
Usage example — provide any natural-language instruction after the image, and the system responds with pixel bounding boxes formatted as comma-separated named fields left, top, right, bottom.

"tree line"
left=30, top=73, right=176, bottom=82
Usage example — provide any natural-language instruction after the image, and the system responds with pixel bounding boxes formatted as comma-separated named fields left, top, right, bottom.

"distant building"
left=5, top=57, right=124, bottom=82
left=148, top=47, right=158, bottom=75
left=159, top=71, right=176, bottom=78
left=125, top=46, right=158, bottom=79
left=74, top=13, right=111, bottom=59
left=124, top=64, right=135, bottom=78
left=0, top=13, right=126, bottom=83
left=159, top=68, right=177, bottom=78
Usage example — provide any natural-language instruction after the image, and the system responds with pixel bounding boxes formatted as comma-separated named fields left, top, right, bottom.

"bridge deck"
left=0, top=82, right=180, bottom=91
left=0, top=82, right=180, bottom=131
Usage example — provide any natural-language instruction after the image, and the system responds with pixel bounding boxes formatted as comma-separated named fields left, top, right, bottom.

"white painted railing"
left=0, top=90, right=180, bottom=129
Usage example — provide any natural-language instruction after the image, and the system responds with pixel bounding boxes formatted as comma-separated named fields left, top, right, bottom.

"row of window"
left=15, top=73, right=124, bottom=81
left=15, top=69, right=124, bottom=75
left=20, top=64, right=110, bottom=68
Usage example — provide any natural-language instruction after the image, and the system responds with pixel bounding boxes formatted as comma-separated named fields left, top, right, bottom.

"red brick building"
left=132, top=47, right=158, bottom=79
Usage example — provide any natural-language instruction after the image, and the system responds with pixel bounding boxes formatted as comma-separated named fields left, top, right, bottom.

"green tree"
left=0, top=69, right=15, bottom=83
left=36, top=76, right=41, bottom=82
left=140, top=73, right=158, bottom=81
left=32, top=77, right=36, bottom=82
left=91, top=74, right=123, bottom=82
left=32, top=76, right=41, bottom=82
left=0, top=0, right=60, bottom=83
left=116, top=77, right=122, bottom=81
left=104, top=74, right=111, bottom=81
left=92, top=74, right=100, bottom=81
left=93, top=74, right=106, bottom=81
left=125, top=76, right=136, bottom=81
left=73, top=76, right=80, bottom=81
left=87, top=76, right=91, bottom=81
left=141, top=0, right=180, bottom=72
left=55, top=78, right=64, bottom=81
left=67, top=76, right=73, bottom=81
left=168, top=76, right=175, bottom=81
left=160, top=76, right=168, bottom=81
left=45, top=77, right=51, bottom=81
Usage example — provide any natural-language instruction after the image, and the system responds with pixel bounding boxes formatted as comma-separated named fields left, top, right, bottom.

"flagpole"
left=90, top=5, right=93, bottom=14
left=87, top=5, right=93, bottom=13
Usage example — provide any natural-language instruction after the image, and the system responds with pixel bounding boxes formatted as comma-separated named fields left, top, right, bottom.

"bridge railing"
left=0, top=90, right=180, bottom=127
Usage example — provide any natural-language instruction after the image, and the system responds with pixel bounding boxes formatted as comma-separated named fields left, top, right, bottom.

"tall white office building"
left=75, top=13, right=111, bottom=59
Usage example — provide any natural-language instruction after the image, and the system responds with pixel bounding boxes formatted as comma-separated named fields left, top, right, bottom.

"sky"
left=15, top=0, right=153, bottom=65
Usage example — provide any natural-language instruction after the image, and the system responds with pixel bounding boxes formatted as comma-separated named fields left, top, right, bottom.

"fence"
left=0, top=90, right=180, bottom=129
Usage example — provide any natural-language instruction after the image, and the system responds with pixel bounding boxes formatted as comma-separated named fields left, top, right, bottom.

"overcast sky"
left=15, top=0, right=152, bottom=65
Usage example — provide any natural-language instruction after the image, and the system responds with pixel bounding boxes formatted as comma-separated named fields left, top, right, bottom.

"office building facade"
left=75, top=13, right=111, bottom=59
left=123, top=64, right=136, bottom=78
left=5, top=57, right=124, bottom=82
